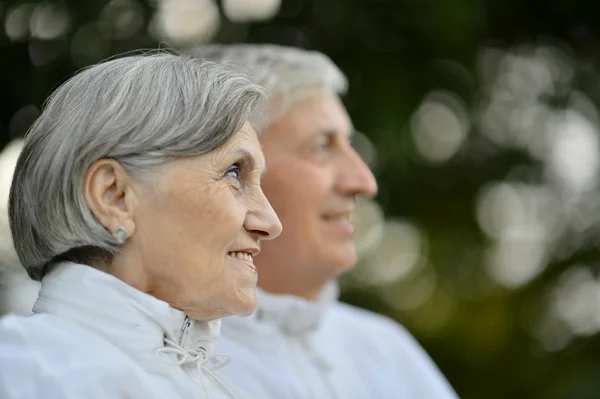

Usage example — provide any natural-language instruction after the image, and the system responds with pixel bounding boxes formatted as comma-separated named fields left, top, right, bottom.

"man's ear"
left=83, top=158, right=136, bottom=237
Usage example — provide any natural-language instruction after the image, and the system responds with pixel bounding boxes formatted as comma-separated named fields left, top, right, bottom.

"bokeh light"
left=150, top=0, right=221, bottom=45
left=29, top=3, right=70, bottom=41
left=5, top=3, right=34, bottom=42
left=222, top=0, right=282, bottom=23
left=100, top=0, right=145, bottom=40
left=411, top=91, right=470, bottom=164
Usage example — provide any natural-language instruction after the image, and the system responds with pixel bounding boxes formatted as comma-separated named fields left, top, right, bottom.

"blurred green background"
left=4, top=1, right=600, bottom=398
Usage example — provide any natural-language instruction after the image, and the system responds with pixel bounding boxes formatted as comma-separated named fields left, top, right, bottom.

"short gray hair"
left=9, top=52, right=264, bottom=281
left=184, top=44, right=348, bottom=128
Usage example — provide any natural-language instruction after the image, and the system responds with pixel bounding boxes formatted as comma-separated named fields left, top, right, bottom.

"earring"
left=112, top=225, right=129, bottom=244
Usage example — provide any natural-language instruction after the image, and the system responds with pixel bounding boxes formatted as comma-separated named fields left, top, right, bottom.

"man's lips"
left=321, top=213, right=355, bottom=235
left=322, top=208, right=354, bottom=220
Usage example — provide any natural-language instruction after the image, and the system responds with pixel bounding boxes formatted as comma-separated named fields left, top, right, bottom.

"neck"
left=102, top=249, right=151, bottom=294
left=104, top=251, right=229, bottom=322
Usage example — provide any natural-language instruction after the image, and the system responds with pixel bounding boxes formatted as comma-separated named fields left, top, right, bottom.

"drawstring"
left=155, top=337, right=238, bottom=399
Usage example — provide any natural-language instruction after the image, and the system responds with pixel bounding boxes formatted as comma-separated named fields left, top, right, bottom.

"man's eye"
left=316, top=136, right=333, bottom=152
left=225, top=165, right=241, bottom=181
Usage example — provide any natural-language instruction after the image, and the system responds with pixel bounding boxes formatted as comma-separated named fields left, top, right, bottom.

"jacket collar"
left=32, top=262, right=220, bottom=357
left=224, top=280, right=339, bottom=336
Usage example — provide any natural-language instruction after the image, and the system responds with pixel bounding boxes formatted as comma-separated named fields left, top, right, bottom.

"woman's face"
left=124, top=123, right=282, bottom=320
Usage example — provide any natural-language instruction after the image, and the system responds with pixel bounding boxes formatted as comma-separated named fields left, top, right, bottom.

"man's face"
left=256, top=91, right=378, bottom=299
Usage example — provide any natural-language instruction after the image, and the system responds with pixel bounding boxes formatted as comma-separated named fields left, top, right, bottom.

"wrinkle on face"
left=115, top=122, right=271, bottom=320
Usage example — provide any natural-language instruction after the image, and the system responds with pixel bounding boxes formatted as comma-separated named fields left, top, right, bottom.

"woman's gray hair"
left=184, top=44, right=348, bottom=129
left=9, top=52, right=264, bottom=281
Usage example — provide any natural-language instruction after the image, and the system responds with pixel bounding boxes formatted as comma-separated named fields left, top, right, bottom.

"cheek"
left=262, top=163, right=332, bottom=222
left=210, top=208, right=246, bottom=247
left=195, top=189, right=246, bottom=250
left=143, top=184, right=241, bottom=262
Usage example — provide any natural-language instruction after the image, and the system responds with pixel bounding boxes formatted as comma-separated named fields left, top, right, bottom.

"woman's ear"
left=83, top=159, right=136, bottom=237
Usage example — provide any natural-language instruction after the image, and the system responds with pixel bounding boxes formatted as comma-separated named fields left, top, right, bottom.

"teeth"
left=228, top=251, right=253, bottom=263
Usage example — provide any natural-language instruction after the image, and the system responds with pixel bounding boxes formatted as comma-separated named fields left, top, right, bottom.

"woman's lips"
left=227, top=251, right=257, bottom=273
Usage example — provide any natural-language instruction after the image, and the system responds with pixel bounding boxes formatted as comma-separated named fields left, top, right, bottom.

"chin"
left=229, top=290, right=258, bottom=317
left=327, top=242, right=357, bottom=273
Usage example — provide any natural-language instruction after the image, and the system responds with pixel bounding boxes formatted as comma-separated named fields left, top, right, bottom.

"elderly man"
left=186, top=44, right=458, bottom=399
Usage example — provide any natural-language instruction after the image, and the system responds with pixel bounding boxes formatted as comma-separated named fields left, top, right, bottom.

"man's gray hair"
left=184, top=44, right=348, bottom=128
left=9, top=52, right=264, bottom=281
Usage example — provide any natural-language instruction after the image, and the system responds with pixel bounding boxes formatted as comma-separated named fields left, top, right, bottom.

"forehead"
left=265, top=92, right=353, bottom=142
left=215, top=122, right=265, bottom=167
left=221, top=122, right=260, bottom=148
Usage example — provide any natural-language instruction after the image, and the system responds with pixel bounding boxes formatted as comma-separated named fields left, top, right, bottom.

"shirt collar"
left=224, top=280, right=340, bottom=336
left=32, top=262, right=220, bottom=355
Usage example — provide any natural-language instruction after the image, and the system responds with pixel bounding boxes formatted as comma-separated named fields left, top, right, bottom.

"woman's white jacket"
left=0, top=262, right=245, bottom=399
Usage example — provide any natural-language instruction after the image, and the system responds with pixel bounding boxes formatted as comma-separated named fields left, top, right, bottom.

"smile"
left=227, top=251, right=257, bottom=273
left=323, top=214, right=350, bottom=221
left=322, top=214, right=355, bottom=235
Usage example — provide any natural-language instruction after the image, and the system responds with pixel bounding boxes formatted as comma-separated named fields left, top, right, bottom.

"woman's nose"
left=245, top=189, right=283, bottom=240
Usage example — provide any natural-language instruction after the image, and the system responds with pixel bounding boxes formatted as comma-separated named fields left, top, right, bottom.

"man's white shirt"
left=218, top=282, right=458, bottom=399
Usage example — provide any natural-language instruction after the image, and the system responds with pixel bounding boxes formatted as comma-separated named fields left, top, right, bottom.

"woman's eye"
left=225, top=165, right=241, bottom=181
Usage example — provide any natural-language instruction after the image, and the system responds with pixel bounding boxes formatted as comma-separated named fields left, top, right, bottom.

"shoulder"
left=324, top=302, right=458, bottom=398
left=327, top=301, right=408, bottom=337
left=0, top=312, right=72, bottom=348
left=0, top=312, right=133, bottom=364
left=0, top=314, right=142, bottom=399
left=326, top=301, right=430, bottom=353
left=0, top=312, right=109, bottom=353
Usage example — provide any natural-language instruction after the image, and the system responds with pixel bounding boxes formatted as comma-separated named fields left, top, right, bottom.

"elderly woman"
left=0, top=53, right=281, bottom=399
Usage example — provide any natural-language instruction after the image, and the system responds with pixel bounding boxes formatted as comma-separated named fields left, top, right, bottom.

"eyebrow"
left=231, top=148, right=267, bottom=177
left=318, top=127, right=355, bottom=140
